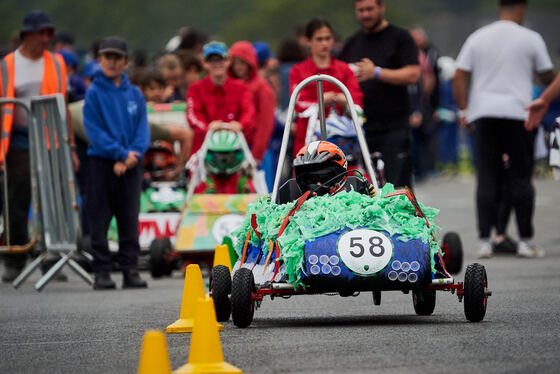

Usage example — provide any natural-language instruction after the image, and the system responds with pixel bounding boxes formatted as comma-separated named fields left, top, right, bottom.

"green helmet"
left=205, top=130, right=245, bottom=175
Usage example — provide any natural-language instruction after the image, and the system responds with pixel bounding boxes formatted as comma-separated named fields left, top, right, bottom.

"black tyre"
left=412, top=289, right=436, bottom=315
left=442, top=232, right=463, bottom=275
left=149, top=238, right=172, bottom=278
left=211, top=265, right=232, bottom=322
left=231, top=268, right=255, bottom=328
left=464, top=263, right=488, bottom=322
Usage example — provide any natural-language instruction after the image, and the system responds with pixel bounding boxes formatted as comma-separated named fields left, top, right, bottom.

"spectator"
left=135, top=69, right=193, bottom=180
left=158, top=53, right=185, bottom=102
left=176, top=50, right=203, bottom=89
left=289, top=18, right=363, bottom=157
left=58, top=48, right=86, bottom=103
left=0, top=11, right=77, bottom=283
left=52, top=31, right=74, bottom=51
left=339, top=0, right=420, bottom=188
left=83, top=36, right=150, bottom=289
left=228, top=41, right=276, bottom=164
left=452, top=0, right=555, bottom=258
left=186, top=41, right=255, bottom=154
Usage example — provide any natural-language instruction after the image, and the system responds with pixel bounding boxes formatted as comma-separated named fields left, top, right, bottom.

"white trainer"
left=477, top=241, right=493, bottom=259
left=517, top=241, right=545, bottom=258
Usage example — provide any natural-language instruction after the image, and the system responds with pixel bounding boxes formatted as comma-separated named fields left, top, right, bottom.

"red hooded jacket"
left=228, top=41, right=276, bottom=162
left=289, top=57, right=363, bottom=155
left=186, top=75, right=255, bottom=154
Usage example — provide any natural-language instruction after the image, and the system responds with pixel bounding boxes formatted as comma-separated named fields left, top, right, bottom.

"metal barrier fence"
left=1, top=94, right=93, bottom=290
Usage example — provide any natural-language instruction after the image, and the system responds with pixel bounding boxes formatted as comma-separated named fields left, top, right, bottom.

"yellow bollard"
left=213, top=244, right=232, bottom=272
left=173, top=297, right=242, bottom=374
left=137, top=330, right=172, bottom=374
left=167, top=264, right=223, bottom=333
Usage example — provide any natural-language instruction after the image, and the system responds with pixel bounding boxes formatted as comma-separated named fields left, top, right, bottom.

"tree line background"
left=2, top=0, right=559, bottom=61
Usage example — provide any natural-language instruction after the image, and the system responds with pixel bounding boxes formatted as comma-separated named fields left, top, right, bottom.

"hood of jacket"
left=228, top=41, right=258, bottom=81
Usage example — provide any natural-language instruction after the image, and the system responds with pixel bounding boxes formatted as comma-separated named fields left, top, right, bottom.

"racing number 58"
left=350, top=236, right=385, bottom=258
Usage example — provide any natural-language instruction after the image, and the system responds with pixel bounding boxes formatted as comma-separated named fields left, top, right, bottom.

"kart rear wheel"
left=413, top=289, right=436, bottom=315
left=149, top=238, right=172, bottom=278
left=442, top=232, right=463, bottom=275
left=231, top=268, right=255, bottom=328
left=464, top=263, right=488, bottom=322
left=210, top=265, right=232, bottom=322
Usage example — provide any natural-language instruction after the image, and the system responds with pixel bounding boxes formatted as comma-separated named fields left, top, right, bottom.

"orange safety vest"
left=0, top=50, right=67, bottom=162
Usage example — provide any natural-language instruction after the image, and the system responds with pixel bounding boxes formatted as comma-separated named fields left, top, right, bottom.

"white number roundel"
left=337, top=229, right=393, bottom=276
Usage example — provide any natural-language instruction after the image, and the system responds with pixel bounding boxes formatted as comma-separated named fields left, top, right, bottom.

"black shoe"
left=2, top=265, right=23, bottom=283
left=493, top=236, right=518, bottom=254
left=93, top=272, right=116, bottom=290
left=122, top=269, right=147, bottom=289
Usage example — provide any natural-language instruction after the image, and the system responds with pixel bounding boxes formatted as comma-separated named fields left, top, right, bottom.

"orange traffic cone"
left=173, top=297, right=242, bottom=374
left=167, top=264, right=223, bottom=333
left=213, top=244, right=232, bottom=271
left=137, top=330, right=172, bottom=374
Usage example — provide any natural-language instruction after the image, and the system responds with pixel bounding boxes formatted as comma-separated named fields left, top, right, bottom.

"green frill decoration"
left=232, top=183, right=441, bottom=289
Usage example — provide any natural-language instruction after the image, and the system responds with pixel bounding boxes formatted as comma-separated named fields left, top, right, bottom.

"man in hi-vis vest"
left=0, top=11, right=78, bottom=282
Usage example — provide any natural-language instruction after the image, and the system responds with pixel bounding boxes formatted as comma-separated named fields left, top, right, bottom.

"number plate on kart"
left=337, top=229, right=393, bottom=276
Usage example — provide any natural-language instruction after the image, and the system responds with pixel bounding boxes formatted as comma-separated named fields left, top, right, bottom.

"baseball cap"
left=98, top=36, right=128, bottom=57
left=203, top=41, right=228, bottom=60
left=21, top=11, right=54, bottom=34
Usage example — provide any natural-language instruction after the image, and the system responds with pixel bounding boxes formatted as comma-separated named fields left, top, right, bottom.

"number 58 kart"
left=210, top=75, right=489, bottom=328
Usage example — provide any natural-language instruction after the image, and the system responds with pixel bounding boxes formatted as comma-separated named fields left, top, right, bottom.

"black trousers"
left=86, top=156, right=142, bottom=273
left=1, top=148, right=31, bottom=268
left=365, top=124, right=413, bottom=189
left=474, top=118, right=535, bottom=240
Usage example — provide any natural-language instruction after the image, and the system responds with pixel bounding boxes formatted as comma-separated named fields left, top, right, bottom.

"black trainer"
left=493, top=236, right=518, bottom=254
left=93, top=272, right=116, bottom=290
left=122, top=269, right=147, bottom=289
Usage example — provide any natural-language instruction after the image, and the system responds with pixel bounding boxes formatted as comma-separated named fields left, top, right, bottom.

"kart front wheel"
left=413, top=289, right=436, bottom=315
left=149, top=238, right=172, bottom=278
left=231, top=268, right=255, bottom=328
left=442, top=232, right=463, bottom=275
left=210, top=265, right=232, bottom=322
left=464, top=263, right=488, bottom=322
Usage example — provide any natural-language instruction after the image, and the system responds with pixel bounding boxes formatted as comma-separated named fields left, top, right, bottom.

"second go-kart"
left=210, top=75, right=487, bottom=328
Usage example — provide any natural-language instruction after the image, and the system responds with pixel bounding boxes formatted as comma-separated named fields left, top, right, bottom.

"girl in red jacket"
left=289, top=18, right=364, bottom=156
left=228, top=41, right=276, bottom=166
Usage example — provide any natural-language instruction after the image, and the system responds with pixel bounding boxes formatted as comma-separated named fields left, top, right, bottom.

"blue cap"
left=58, top=49, right=78, bottom=68
left=21, top=11, right=54, bottom=34
left=203, top=41, right=228, bottom=60
left=83, top=61, right=101, bottom=78
left=253, top=41, right=271, bottom=65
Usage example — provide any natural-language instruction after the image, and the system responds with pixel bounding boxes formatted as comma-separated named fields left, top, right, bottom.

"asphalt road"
left=1, top=176, right=559, bottom=374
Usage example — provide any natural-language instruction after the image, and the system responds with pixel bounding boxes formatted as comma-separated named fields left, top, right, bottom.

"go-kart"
left=148, top=129, right=268, bottom=278
left=210, top=75, right=488, bottom=328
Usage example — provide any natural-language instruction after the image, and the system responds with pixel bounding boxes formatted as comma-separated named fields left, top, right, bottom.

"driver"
left=195, top=130, right=255, bottom=194
left=294, top=140, right=348, bottom=196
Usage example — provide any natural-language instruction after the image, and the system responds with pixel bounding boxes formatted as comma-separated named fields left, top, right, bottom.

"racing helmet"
left=294, top=140, right=348, bottom=196
left=205, top=130, right=245, bottom=175
left=144, top=141, right=177, bottom=180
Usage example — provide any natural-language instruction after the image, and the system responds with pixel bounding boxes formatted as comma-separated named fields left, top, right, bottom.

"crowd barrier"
left=1, top=94, right=93, bottom=291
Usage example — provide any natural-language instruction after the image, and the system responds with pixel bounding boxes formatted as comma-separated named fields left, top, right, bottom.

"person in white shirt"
left=452, top=0, right=555, bottom=259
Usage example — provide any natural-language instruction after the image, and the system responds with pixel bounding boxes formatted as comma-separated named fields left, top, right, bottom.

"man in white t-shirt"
left=0, top=11, right=77, bottom=282
left=453, top=0, right=555, bottom=259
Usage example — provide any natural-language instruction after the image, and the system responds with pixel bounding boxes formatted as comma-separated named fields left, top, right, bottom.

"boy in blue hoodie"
left=83, top=37, right=150, bottom=290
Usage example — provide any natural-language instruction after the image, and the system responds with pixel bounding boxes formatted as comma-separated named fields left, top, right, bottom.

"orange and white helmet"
left=294, top=140, right=348, bottom=196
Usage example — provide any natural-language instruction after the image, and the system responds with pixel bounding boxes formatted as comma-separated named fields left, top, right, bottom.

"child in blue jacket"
left=83, top=36, right=150, bottom=290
